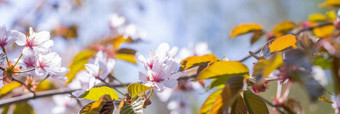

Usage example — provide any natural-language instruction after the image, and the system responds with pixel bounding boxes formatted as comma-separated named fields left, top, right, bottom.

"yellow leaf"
left=127, top=83, right=154, bottom=98
left=80, top=86, right=119, bottom=101
left=35, top=80, right=56, bottom=92
left=313, top=25, right=335, bottom=38
left=271, top=20, right=297, bottom=37
left=253, top=53, right=283, bottom=84
left=0, top=82, right=21, bottom=98
left=230, top=23, right=263, bottom=38
left=308, top=13, right=327, bottom=22
left=269, top=34, right=297, bottom=53
left=198, top=61, right=249, bottom=80
left=80, top=95, right=113, bottom=114
left=199, top=89, right=223, bottom=114
left=66, top=50, right=96, bottom=84
left=180, top=54, right=218, bottom=71
left=319, top=0, right=340, bottom=8
left=318, top=95, right=333, bottom=103
left=115, top=53, right=137, bottom=64
left=115, top=48, right=137, bottom=64
left=326, top=10, right=336, bottom=20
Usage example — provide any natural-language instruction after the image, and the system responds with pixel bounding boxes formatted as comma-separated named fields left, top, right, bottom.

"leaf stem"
left=13, top=54, right=23, bottom=68
left=2, top=47, right=10, bottom=67
left=14, top=69, right=35, bottom=74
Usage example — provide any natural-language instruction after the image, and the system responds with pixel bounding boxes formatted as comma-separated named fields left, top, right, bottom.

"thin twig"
left=113, top=76, right=128, bottom=88
left=70, top=93, right=83, bottom=107
left=98, top=78, right=125, bottom=95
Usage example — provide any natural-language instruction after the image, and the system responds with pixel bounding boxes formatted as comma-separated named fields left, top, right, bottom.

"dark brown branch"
left=0, top=83, right=128, bottom=107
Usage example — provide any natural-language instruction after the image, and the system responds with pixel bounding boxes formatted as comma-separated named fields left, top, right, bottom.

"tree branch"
left=0, top=83, right=128, bottom=107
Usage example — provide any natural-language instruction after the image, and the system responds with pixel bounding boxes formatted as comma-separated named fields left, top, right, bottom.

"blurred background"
left=0, top=0, right=335, bottom=113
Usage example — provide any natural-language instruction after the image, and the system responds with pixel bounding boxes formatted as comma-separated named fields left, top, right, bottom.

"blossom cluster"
left=0, top=26, right=68, bottom=84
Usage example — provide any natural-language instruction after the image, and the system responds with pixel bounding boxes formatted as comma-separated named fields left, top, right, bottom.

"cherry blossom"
left=35, top=52, right=68, bottom=80
left=84, top=51, right=115, bottom=80
left=15, top=27, right=54, bottom=55
left=0, top=26, right=25, bottom=48
left=109, top=14, right=126, bottom=28
left=138, top=43, right=178, bottom=70
left=138, top=43, right=181, bottom=92
left=52, top=95, right=77, bottom=114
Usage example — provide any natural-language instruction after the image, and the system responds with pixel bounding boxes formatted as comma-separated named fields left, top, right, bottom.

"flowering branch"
left=11, top=78, right=36, bottom=97
left=0, top=83, right=129, bottom=107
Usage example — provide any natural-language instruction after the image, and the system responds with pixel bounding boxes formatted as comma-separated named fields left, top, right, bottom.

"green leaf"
left=80, top=86, right=119, bottom=101
left=243, top=90, right=269, bottom=114
left=127, top=83, right=154, bottom=98
left=180, top=54, right=218, bottom=71
left=198, top=61, right=249, bottom=80
left=0, top=82, right=21, bottom=98
left=115, top=48, right=137, bottom=64
left=314, top=56, right=332, bottom=69
left=119, top=97, right=145, bottom=114
left=199, top=89, right=223, bottom=114
left=80, top=95, right=114, bottom=114
left=210, top=76, right=244, bottom=114
left=66, top=50, right=96, bottom=84
left=14, top=102, right=35, bottom=114
left=231, top=95, right=247, bottom=114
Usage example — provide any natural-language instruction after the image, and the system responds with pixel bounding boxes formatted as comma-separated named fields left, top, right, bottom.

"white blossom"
left=15, top=27, right=54, bottom=55
left=84, top=51, right=115, bottom=80
left=138, top=43, right=181, bottom=92
left=35, top=52, right=68, bottom=80
left=52, top=95, right=77, bottom=114
left=0, top=26, right=25, bottom=48
left=138, top=43, right=178, bottom=70
left=109, top=14, right=126, bottom=28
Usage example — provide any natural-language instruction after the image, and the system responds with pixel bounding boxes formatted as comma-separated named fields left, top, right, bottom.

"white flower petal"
left=85, top=63, right=99, bottom=76
left=9, top=30, right=26, bottom=46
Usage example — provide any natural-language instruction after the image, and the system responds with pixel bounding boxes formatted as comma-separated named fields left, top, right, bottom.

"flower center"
left=151, top=73, right=163, bottom=82
left=25, top=37, right=38, bottom=49
left=0, top=38, right=7, bottom=47
left=38, top=59, right=48, bottom=71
